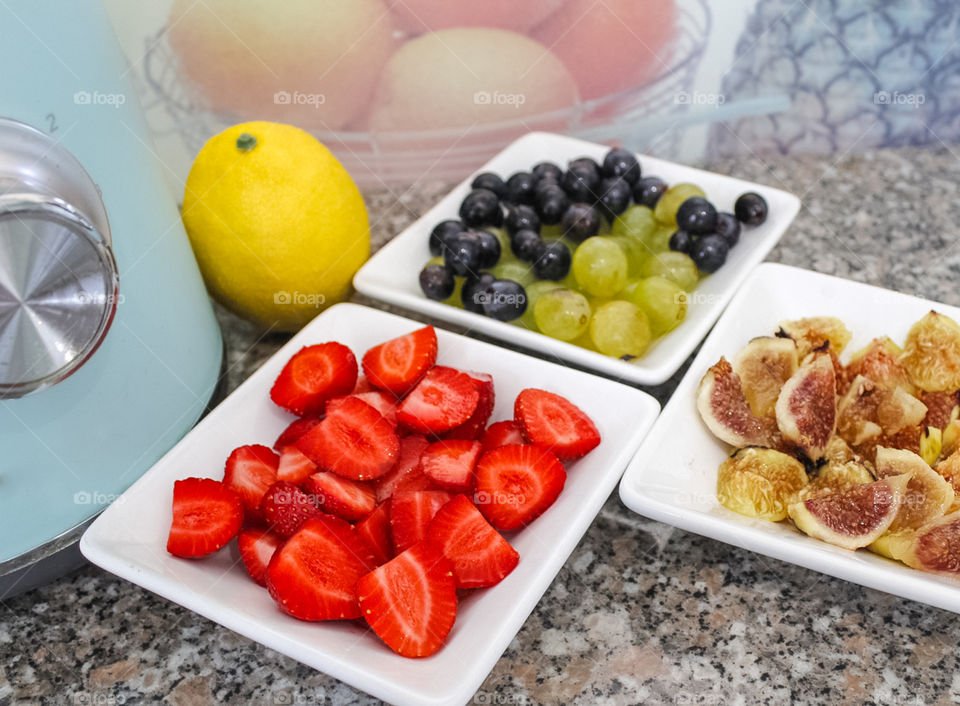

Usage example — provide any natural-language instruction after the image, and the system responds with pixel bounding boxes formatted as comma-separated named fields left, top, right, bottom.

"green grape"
left=490, top=260, right=534, bottom=287
left=644, top=226, right=674, bottom=254
left=541, top=224, right=564, bottom=240
left=626, top=276, right=688, bottom=336
left=572, top=237, right=628, bottom=298
left=653, top=183, right=706, bottom=227
left=534, top=289, right=591, bottom=341
left=571, top=330, right=599, bottom=352
left=641, top=251, right=699, bottom=292
left=488, top=228, right=514, bottom=263
left=427, top=255, right=444, bottom=267
left=589, top=300, right=652, bottom=358
left=519, top=280, right=564, bottom=330
left=607, top=235, right=645, bottom=277
left=444, top=277, right=465, bottom=308
left=613, top=205, right=657, bottom=242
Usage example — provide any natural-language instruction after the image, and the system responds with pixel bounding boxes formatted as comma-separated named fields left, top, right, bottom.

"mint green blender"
left=0, top=0, right=223, bottom=594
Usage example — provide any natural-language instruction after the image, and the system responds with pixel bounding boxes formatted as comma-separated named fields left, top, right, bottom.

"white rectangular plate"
left=619, top=262, right=960, bottom=613
left=81, top=303, right=660, bottom=706
left=354, top=131, right=800, bottom=386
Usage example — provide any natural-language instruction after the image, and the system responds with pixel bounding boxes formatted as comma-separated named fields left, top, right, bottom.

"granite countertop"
left=6, top=146, right=960, bottom=705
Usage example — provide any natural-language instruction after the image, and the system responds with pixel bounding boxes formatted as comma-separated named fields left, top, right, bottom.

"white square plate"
left=618, top=262, right=960, bottom=613
left=353, top=132, right=800, bottom=386
left=81, top=303, right=660, bottom=705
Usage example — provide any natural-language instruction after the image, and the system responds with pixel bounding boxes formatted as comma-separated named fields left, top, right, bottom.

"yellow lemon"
left=182, top=121, right=369, bottom=331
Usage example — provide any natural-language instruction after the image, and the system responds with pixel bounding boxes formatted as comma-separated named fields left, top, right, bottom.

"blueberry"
left=461, top=272, right=496, bottom=314
left=676, top=196, right=718, bottom=235
left=690, top=234, right=729, bottom=274
left=568, top=157, right=601, bottom=179
left=533, top=240, right=572, bottom=281
left=597, top=177, right=632, bottom=218
left=561, top=163, right=600, bottom=203
left=734, top=192, right=768, bottom=226
left=714, top=212, right=741, bottom=246
left=505, top=171, right=537, bottom=205
left=561, top=203, right=601, bottom=242
left=482, top=279, right=528, bottom=321
left=535, top=183, right=570, bottom=226
left=444, top=232, right=483, bottom=277
left=669, top=230, right=694, bottom=254
left=429, top=219, right=464, bottom=256
left=472, top=229, right=502, bottom=269
left=459, top=188, right=503, bottom=228
left=511, top=228, right=543, bottom=262
left=632, top=176, right=667, bottom=208
left=532, top=161, right=564, bottom=183
left=470, top=172, right=507, bottom=199
left=504, top=204, right=540, bottom=235
left=419, top=264, right=456, bottom=300
left=601, top=148, right=641, bottom=185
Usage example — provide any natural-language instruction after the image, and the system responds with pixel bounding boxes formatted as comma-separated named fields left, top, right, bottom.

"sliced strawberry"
left=514, top=388, right=601, bottom=460
left=303, top=471, right=376, bottom=522
left=373, top=434, right=432, bottom=503
left=276, top=446, right=317, bottom=484
left=296, top=396, right=400, bottom=481
left=166, top=477, right=243, bottom=558
left=273, top=416, right=322, bottom=452
left=353, top=374, right=374, bottom=394
left=362, top=326, right=438, bottom=397
left=237, top=527, right=284, bottom=586
left=474, top=444, right=566, bottom=531
left=390, top=490, right=453, bottom=554
left=270, top=342, right=358, bottom=416
left=419, top=440, right=482, bottom=493
left=442, top=372, right=495, bottom=441
left=397, top=366, right=480, bottom=434
left=326, top=391, right=398, bottom=427
left=356, top=542, right=457, bottom=657
left=427, top=495, right=519, bottom=588
left=267, top=515, right=372, bottom=621
left=355, top=503, right=393, bottom=566
left=223, top=445, right=279, bottom=517
left=481, top=420, right=526, bottom=453
left=260, top=480, right=324, bottom=538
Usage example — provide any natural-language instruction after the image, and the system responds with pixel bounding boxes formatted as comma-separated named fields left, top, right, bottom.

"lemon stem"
left=236, top=133, right=257, bottom=152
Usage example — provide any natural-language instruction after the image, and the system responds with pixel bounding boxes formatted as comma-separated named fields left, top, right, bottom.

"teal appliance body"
left=0, top=0, right=223, bottom=595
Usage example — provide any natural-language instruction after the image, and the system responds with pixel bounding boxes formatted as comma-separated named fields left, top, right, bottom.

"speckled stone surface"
left=6, top=147, right=960, bottom=705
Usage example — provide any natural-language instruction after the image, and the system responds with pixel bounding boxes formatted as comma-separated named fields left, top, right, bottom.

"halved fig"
left=897, top=511, right=960, bottom=574
left=732, top=337, right=799, bottom=418
left=873, top=447, right=955, bottom=532
left=778, top=316, right=852, bottom=358
left=837, top=375, right=926, bottom=445
left=716, top=447, right=808, bottom=522
left=846, top=337, right=913, bottom=393
left=787, top=474, right=910, bottom=549
left=900, top=311, right=960, bottom=392
left=775, top=352, right=836, bottom=460
left=799, top=459, right=874, bottom=501
left=868, top=530, right=916, bottom=562
left=697, top=358, right=778, bottom=448
left=920, top=426, right=942, bottom=467
left=920, top=390, right=959, bottom=430
left=935, top=448, right=960, bottom=498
